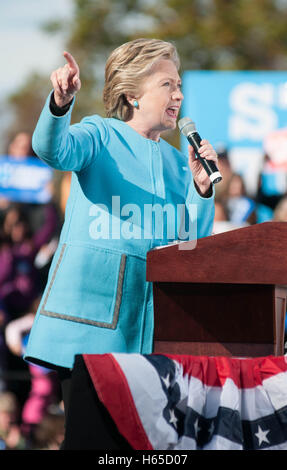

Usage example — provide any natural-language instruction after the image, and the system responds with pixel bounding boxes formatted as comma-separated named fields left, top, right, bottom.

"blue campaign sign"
left=0, top=156, right=53, bottom=203
left=180, top=71, right=287, bottom=193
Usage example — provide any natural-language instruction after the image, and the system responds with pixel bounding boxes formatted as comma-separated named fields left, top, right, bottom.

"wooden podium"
left=146, top=222, right=287, bottom=357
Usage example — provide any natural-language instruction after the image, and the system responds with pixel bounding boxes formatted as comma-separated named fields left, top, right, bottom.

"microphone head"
left=178, top=117, right=196, bottom=136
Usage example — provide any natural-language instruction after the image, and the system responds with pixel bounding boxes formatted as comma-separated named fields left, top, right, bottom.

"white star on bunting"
left=255, top=425, right=270, bottom=446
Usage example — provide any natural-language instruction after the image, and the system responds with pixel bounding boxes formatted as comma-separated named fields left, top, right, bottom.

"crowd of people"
left=0, top=131, right=66, bottom=449
left=213, top=147, right=287, bottom=232
left=0, top=128, right=286, bottom=450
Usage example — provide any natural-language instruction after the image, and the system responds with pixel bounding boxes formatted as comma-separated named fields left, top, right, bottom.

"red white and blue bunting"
left=83, top=353, right=287, bottom=450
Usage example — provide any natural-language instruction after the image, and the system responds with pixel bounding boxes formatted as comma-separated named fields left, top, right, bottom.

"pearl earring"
left=133, top=100, right=139, bottom=109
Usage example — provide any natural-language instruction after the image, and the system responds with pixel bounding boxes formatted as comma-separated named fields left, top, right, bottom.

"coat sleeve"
left=32, top=92, right=107, bottom=172
left=186, top=178, right=215, bottom=240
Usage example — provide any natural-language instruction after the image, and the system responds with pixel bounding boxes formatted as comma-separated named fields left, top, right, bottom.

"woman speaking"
left=24, top=38, right=217, bottom=416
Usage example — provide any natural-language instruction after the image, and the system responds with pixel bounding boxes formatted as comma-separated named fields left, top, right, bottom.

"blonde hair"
left=103, top=38, right=180, bottom=121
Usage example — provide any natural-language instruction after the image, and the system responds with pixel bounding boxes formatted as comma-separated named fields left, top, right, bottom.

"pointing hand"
left=50, top=51, right=81, bottom=107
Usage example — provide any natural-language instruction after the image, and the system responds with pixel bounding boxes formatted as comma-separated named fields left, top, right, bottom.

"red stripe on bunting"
left=83, top=354, right=153, bottom=450
left=163, top=354, right=287, bottom=389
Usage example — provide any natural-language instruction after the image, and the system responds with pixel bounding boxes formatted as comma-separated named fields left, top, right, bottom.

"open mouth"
left=166, top=107, right=178, bottom=118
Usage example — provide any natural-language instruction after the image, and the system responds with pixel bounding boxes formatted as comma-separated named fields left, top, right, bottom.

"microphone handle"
left=187, top=132, right=222, bottom=184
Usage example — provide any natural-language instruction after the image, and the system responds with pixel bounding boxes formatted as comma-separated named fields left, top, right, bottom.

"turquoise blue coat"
left=25, top=94, right=215, bottom=369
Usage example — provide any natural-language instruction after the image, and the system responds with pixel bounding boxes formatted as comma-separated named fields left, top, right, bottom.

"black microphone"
left=178, top=117, right=222, bottom=184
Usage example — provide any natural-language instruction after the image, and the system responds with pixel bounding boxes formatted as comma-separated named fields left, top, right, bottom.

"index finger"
left=63, top=51, right=79, bottom=74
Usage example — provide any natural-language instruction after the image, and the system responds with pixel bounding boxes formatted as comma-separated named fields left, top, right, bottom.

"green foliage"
left=150, top=0, right=287, bottom=71
left=6, top=0, right=287, bottom=146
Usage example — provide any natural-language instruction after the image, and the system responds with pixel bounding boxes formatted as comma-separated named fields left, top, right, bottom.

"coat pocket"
left=40, top=243, right=126, bottom=329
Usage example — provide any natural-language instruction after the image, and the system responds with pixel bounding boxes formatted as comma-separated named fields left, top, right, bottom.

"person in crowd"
left=31, top=406, right=65, bottom=450
left=224, top=173, right=256, bottom=226
left=1, top=130, right=59, bottom=232
left=7, top=132, right=35, bottom=161
left=255, top=153, right=286, bottom=222
left=212, top=200, right=239, bottom=234
left=214, top=146, right=233, bottom=203
left=0, top=132, right=35, bottom=211
left=5, top=301, right=60, bottom=442
left=24, top=39, right=217, bottom=434
left=0, top=133, right=34, bottom=213
left=0, top=391, right=27, bottom=449
left=0, top=203, right=59, bottom=317
left=272, top=195, right=287, bottom=222
left=0, top=299, right=9, bottom=393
